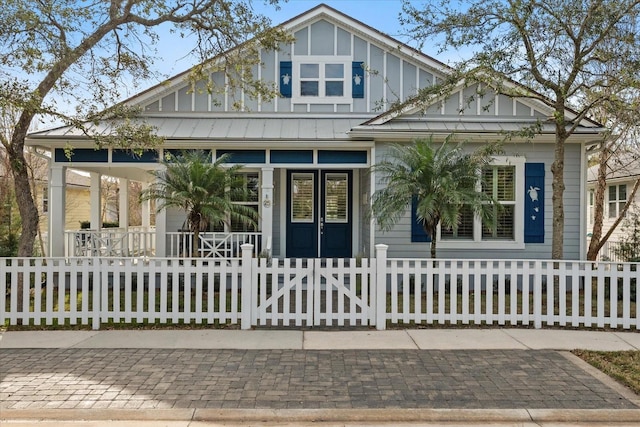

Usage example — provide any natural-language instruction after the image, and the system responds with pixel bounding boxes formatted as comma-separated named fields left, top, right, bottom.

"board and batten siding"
left=373, top=142, right=583, bottom=260
left=142, top=18, right=440, bottom=116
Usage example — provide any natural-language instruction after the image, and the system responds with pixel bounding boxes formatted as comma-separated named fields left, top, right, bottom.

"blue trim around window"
left=54, top=148, right=108, bottom=163
left=318, top=150, right=367, bottom=164
left=270, top=150, right=313, bottom=164
left=524, top=163, right=545, bottom=243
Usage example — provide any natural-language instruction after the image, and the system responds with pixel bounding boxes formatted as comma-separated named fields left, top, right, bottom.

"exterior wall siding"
left=373, top=142, right=583, bottom=260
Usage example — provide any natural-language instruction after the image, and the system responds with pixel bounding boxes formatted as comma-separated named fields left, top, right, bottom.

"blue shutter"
left=352, top=62, right=365, bottom=98
left=411, top=197, right=431, bottom=242
left=279, top=61, right=292, bottom=98
left=524, top=163, right=545, bottom=243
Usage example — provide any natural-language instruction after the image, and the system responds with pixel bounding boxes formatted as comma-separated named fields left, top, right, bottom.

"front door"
left=286, top=170, right=352, bottom=258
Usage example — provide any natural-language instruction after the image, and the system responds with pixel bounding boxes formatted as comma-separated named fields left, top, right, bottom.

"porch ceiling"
left=69, top=165, right=156, bottom=183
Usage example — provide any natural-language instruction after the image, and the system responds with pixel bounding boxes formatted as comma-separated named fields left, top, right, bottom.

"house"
left=587, top=153, right=640, bottom=260
left=0, top=150, right=92, bottom=255
left=26, top=4, right=604, bottom=260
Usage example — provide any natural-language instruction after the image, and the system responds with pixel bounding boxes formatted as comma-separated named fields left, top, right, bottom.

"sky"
left=153, top=0, right=433, bottom=81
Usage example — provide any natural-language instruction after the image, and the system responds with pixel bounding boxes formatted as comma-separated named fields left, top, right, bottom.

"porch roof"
left=27, top=115, right=376, bottom=143
left=348, top=116, right=606, bottom=142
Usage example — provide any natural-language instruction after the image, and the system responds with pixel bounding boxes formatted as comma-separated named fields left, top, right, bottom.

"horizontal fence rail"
left=1, top=257, right=242, bottom=329
left=1, top=244, right=639, bottom=330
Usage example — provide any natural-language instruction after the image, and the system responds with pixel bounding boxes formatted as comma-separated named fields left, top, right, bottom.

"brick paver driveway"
left=1, top=349, right=637, bottom=410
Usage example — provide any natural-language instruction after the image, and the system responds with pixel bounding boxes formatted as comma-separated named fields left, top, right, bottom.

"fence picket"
left=571, top=262, right=580, bottom=327
left=509, top=261, right=518, bottom=326
left=1, top=256, right=638, bottom=331
left=558, top=262, right=567, bottom=327
left=622, top=263, right=630, bottom=329
left=610, top=263, right=618, bottom=329
left=597, top=263, right=606, bottom=328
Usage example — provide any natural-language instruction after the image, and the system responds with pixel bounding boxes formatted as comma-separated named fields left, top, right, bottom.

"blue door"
left=286, top=170, right=352, bottom=258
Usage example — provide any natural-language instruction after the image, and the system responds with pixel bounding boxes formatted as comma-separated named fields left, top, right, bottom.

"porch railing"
left=165, top=232, right=262, bottom=258
left=65, top=228, right=156, bottom=257
left=2, top=244, right=638, bottom=330
left=598, top=240, right=640, bottom=263
left=64, top=229, right=264, bottom=259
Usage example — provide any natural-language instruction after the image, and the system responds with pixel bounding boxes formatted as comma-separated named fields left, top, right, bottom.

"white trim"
left=291, top=56, right=353, bottom=104
left=580, top=142, right=587, bottom=260
left=437, top=156, right=526, bottom=251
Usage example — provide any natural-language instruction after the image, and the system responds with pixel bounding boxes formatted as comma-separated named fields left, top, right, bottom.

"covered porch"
left=50, top=157, right=275, bottom=259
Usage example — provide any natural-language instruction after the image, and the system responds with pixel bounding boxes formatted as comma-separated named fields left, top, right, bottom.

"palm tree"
left=370, top=137, right=498, bottom=258
left=141, top=150, right=257, bottom=257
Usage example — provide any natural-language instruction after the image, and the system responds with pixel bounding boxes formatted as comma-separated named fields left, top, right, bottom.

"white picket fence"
left=1, top=244, right=638, bottom=330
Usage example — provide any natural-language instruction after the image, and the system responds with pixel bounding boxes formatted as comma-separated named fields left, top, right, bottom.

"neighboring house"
left=587, top=154, right=640, bottom=251
left=0, top=151, right=91, bottom=230
left=26, top=4, right=604, bottom=260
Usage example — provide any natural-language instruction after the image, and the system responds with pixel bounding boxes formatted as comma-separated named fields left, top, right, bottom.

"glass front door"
left=286, top=170, right=352, bottom=258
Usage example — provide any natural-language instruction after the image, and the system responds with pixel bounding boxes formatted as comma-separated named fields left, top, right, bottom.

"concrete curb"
left=3, top=408, right=640, bottom=424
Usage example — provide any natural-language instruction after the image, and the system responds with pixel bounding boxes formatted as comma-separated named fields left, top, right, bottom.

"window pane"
left=325, top=63, right=344, bottom=78
left=619, top=184, right=627, bottom=200
left=300, top=63, right=319, bottom=78
left=609, top=202, right=617, bottom=219
left=495, top=167, right=515, bottom=201
left=301, top=81, right=319, bottom=96
left=325, top=81, right=343, bottom=96
left=231, top=172, right=259, bottom=202
left=246, top=173, right=259, bottom=202
left=441, top=205, right=474, bottom=239
left=483, top=205, right=515, bottom=239
left=292, top=174, right=314, bottom=222
left=482, top=166, right=515, bottom=201
left=609, top=185, right=617, bottom=200
left=231, top=205, right=258, bottom=232
left=325, top=173, right=348, bottom=222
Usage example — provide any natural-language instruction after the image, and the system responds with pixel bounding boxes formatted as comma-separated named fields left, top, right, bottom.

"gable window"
left=608, top=184, right=627, bottom=219
left=300, top=63, right=344, bottom=97
left=293, top=58, right=349, bottom=102
left=438, top=157, right=525, bottom=250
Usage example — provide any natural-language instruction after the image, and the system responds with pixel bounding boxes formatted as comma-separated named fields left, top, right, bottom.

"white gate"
left=250, top=258, right=375, bottom=327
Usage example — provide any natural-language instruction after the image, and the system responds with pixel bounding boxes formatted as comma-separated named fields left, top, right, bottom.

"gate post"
left=375, top=244, right=388, bottom=330
left=240, top=244, right=254, bottom=330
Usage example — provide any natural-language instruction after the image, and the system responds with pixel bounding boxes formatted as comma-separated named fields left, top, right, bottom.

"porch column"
left=141, top=182, right=151, bottom=229
left=154, top=172, right=166, bottom=257
left=49, top=165, right=66, bottom=257
left=90, top=172, right=102, bottom=230
left=118, top=178, right=129, bottom=230
left=261, top=167, right=274, bottom=254
left=155, top=207, right=166, bottom=257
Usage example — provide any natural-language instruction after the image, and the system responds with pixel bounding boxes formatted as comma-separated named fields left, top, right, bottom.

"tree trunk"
left=429, top=225, right=437, bottom=258
left=8, top=144, right=38, bottom=257
left=587, top=148, right=610, bottom=260
left=550, top=119, right=567, bottom=260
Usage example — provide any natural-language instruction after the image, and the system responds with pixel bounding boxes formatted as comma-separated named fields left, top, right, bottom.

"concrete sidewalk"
left=1, top=328, right=640, bottom=351
left=2, top=328, right=640, bottom=426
